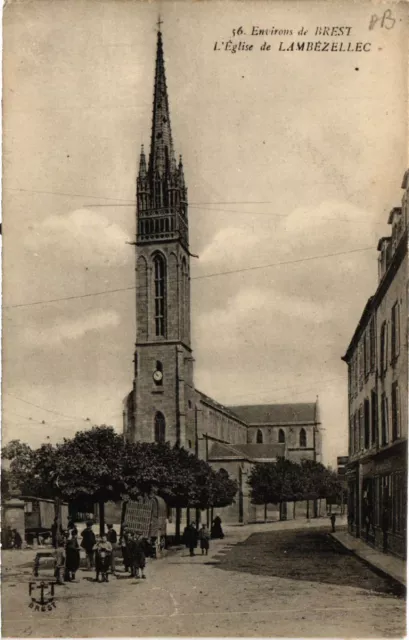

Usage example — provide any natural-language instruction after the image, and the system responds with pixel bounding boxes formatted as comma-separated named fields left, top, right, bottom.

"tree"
left=1, top=440, right=55, bottom=498
left=300, top=459, right=344, bottom=517
left=248, top=458, right=300, bottom=520
left=54, top=426, right=126, bottom=535
left=209, top=469, right=238, bottom=509
left=248, top=461, right=279, bottom=519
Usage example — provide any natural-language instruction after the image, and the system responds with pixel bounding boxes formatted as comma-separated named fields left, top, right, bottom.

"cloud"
left=25, top=209, right=129, bottom=267
left=196, top=286, right=334, bottom=352
left=23, top=309, right=121, bottom=347
left=199, top=226, right=260, bottom=267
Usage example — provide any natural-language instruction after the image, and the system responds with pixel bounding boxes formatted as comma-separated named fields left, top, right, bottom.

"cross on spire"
left=157, top=15, right=163, bottom=31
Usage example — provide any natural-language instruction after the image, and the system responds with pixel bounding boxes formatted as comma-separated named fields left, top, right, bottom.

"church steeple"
left=136, top=25, right=188, bottom=249
left=126, top=19, right=194, bottom=450
left=149, top=28, right=175, bottom=178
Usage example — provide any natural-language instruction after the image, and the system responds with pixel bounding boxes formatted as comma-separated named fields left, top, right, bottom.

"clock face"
left=153, top=370, right=163, bottom=383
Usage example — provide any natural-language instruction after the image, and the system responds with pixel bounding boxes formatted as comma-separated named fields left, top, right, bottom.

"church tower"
left=124, top=26, right=195, bottom=448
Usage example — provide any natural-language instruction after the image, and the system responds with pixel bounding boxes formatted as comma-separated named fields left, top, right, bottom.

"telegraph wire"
left=4, top=245, right=375, bottom=310
left=5, top=392, right=93, bottom=422
left=5, top=186, right=389, bottom=225
left=192, top=246, right=374, bottom=281
left=4, top=376, right=345, bottom=430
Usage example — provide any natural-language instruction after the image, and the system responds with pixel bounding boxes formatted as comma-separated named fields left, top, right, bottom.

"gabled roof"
left=208, top=441, right=285, bottom=462
left=232, top=443, right=286, bottom=460
left=196, top=390, right=247, bottom=425
left=208, top=441, right=246, bottom=460
left=227, top=403, right=317, bottom=425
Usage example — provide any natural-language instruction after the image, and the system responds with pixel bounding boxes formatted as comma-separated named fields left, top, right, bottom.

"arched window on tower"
left=154, top=411, right=166, bottom=443
left=153, top=254, right=166, bottom=336
left=278, top=429, right=285, bottom=444
left=299, top=428, right=307, bottom=448
left=256, top=429, right=263, bottom=444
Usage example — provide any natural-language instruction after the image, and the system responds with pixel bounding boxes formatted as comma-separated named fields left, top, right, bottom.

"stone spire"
left=148, top=28, right=175, bottom=179
left=138, top=144, right=147, bottom=178
left=136, top=24, right=189, bottom=248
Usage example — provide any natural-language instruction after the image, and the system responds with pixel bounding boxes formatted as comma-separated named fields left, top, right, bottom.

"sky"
left=2, top=0, right=408, bottom=468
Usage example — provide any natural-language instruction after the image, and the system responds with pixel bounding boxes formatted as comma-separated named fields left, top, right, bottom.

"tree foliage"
left=1, top=440, right=56, bottom=499
left=55, top=426, right=125, bottom=503
left=248, top=457, right=343, bottom=508
left=2, top=429, right=238, bottom=515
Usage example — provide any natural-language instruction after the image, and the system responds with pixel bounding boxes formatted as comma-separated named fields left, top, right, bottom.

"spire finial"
left=157, top=15, right=163, bottom=32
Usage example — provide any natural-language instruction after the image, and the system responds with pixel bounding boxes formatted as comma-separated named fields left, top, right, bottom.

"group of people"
left=183, top=516, right=224, bottom=557
left=119, top=526, right=149, bottom=579
left=49, top=515, right=225, bottom=583
left=52, top=520, right=149, bottom=584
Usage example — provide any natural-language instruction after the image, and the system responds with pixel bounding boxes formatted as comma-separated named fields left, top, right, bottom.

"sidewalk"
left=330, top=529, right=406, bottom=588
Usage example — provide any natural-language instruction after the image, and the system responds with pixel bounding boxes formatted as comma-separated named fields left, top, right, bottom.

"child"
left=330, top=513, right=336, bottom=532
left=54, top=540, right=66, bottom=585
left=198, top=524, right=210, bottom=556
left=93, top=535, right=112, bottom=583
left=129, top=532, right=147, bottom=579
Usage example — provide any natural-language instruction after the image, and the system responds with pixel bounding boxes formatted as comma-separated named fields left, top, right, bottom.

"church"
left=123, top=27, right=322, bottom=524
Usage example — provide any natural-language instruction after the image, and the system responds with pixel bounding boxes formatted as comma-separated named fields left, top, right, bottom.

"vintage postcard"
left=2, top=0, right=408, bottom=637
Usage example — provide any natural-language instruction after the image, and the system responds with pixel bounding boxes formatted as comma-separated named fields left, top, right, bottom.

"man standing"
left=106, top=524, right=117, bottom=576
left=81, top=521, right=96, bottom=570
left=184, top=523, right=198, bottom=557
left=198, top=524, right=210, bottom=555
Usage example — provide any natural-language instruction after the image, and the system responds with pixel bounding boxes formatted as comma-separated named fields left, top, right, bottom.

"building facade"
left=342, top=172, right=408, bottom=558
left=123, top=28, right=322, bottom=524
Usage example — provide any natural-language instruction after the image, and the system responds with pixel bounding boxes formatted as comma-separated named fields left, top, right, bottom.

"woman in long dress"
left=65, top=534, right=80, bottom=581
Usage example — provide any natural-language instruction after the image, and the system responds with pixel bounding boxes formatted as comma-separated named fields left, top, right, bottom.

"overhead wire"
left=4, top=245, right=375, bottom=310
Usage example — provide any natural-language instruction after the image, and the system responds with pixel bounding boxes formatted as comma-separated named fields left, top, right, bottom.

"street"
left=2, top=522, right=405, bottom=637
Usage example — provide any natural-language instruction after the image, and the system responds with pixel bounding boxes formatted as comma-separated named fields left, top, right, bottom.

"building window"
left=380, top=321, right=388, bottom=375
left=364, top=331, right=369, bottom=377
left=358, top=405, right=364, bottom=451
left=358, top=342, right=364, bottom=390
left=154, top=411, right=166, bottom=443
left=153, top=254, right=166, bottom=336
left=364, top=399, right=370, bottom=449
left=369, top=317, right=376, bottom=371
left=256, top=429, right=263, bottom=444
left=371, top=389, right=378, bottom=446
left=278, top=429, right=285, bottom=444
left=381, top=394, right=389, bottom=446
left=354, top=411, right=359, bottom=453
left=299, top=428, right=307, bottom=447
left=391, top=302, right=400, bottom=361
left=391, top=382, right=400, bottom=441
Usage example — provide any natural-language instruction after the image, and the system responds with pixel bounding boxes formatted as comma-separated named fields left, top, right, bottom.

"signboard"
left=123, top=499, right=153, bottom=537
